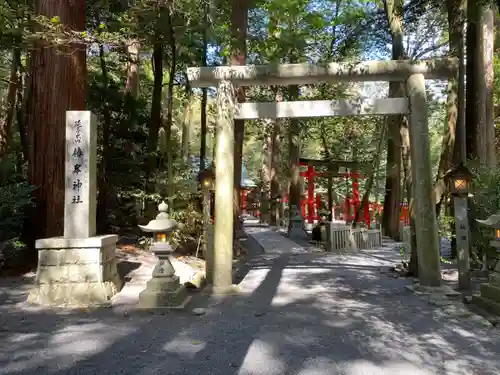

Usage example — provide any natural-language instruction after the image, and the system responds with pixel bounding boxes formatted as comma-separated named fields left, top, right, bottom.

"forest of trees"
left=0, top=0, right=500, bottom=276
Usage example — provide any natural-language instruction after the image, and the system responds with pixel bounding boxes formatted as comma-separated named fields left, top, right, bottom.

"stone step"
left=472, top=294, right=500, bottom=316
left=488, top=272, right=500, bottom=286
left=479, top=283, right=500, bottom=304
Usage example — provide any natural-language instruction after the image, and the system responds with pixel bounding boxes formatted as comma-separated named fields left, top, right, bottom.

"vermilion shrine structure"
left=187, top=58, right=458, bottom=294
left=297, top=157, right=371, bottom=226
left=297, top=157, right=410, bottom=227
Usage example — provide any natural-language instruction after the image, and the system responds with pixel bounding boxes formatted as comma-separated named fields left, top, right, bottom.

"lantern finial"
left=158, top=201, right=168, bottom=216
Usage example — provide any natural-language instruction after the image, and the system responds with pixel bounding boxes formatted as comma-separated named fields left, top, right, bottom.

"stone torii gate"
left=187, top=58, right=458, bottom=293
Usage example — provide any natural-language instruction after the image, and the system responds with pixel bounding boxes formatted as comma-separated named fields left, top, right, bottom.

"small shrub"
left=0, top=176, right=36, bottom=243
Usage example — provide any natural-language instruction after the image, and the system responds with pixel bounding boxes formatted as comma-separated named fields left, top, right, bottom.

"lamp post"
left=198, top=167, right=215, bottom=284
left=138, top=201, right=190, bottom=308
left=447, top=162, right=473, bottom=290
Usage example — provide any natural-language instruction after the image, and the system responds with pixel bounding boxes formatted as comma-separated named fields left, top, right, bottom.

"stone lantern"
left=476, top=212, right=500, bottom=251
left=474, top=212, right=500, bottom=314
left=138, top=201, right=190, bottom=309
left=447, top=162, right=473, bottom=197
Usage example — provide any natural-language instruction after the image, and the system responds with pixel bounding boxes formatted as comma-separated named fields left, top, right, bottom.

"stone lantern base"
left=27, top=235, right=123, bottom=307
left=472, top=262, right=500, bottom=316
left=138, top=276, right=190, bottom=309
left=138, top=254, right=191, bottom=309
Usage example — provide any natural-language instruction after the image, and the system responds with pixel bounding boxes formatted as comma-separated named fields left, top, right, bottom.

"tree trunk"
left=144, top=23, right=164, bottom=219
left=96, top=43, right=112, bottom=233
left=260, top=119, right=273, bottom=223
left=200, top=14, right=208, bottom=172
left=17, top=68, right=28, bottom=165
left=148, top=33, right=163, bottom=161
left=0, top=47, right=21, bottom=160
left=231, top=0, right=248, bottom=233
left=353, top=122, right=386, bottom=227
left=26, top=0, right=86, bottom=244
left=288, top=85, right=302, bottom=228
left=466, top=1, right=478, bottom=160
left=125, top=40, right=140, bottom=97
left=165, top=9, right=176, bottom=214
left=478, top=4, right=495, bottom=167
left=181, top=92, right=194, bottom=163
left=434, top=0, right=463, bottom=215
left=381, top=0, right=404, bottom=240
left=269, top=90, right=282, bottom=225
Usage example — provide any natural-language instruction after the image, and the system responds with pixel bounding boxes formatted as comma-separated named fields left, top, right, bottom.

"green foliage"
left=0, top=0, right=481, bottom=259
left=437, top=214, right=455, bottom=242
left=0, top=176, right=35, bottom=242
left=469, top=164, right=500, bottom=266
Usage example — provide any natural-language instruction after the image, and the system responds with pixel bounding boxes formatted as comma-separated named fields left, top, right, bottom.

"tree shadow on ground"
left=0, top=237, right=500, bottom=375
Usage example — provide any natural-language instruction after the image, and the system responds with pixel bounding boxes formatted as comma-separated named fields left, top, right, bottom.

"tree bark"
left=353, top=122, right=386, bottom=227
left=260, top=119, right=273, bottom=223
left=478, top=4, right=496, bottom=167
left=381, top=0, right=404, bottom=240
left=181, top=93, right=193, bottom=163
left=288, top=85, right=302, bottom=228
left=148, top=32, right=164, bottom=161
left=466, top=1, right=478, bottom=160
left=200, top=9, right=208, bottom=172
left=165, top=10, right=176, bottom=214
left=231, top=0, right=248, bottom=232
left=96, top=43, right=112, bottom=233
left=125, top=40, right=140, bottom=97
left=0, top=48, right=21, bottom=161
left=269, top=89, right=282, bottom=225
left=26, top=0, right=86, bottom=243
left=434, top=0, right=463, bottom=215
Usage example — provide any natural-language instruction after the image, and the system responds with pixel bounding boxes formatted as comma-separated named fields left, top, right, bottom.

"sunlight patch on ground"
left=295, top=357, right=338, bottom=375
left=0, top=321, right=137, bottom=375
left=163, top=337, right=207, bottom=357
left=341, top=359, right=435, bottom=375
left=237, top=339, right=286, bottom=375
left=238, top=268, right=272, bottom=293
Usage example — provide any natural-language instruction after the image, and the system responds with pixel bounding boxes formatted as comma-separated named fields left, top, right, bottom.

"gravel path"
left=0, top=223, right=499, bottom=375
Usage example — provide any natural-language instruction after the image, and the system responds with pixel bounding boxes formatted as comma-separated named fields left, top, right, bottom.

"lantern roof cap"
left=476, top=212, right=500, bottom=228
left=443, top=162, right=473, bottom=180
left=197, top=165, right=215, bottom=183
left=138, top=201, right=178, bottom=233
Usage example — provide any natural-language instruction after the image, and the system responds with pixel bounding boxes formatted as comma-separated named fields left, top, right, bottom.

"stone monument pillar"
left=27, top=111, right=122, bottom=307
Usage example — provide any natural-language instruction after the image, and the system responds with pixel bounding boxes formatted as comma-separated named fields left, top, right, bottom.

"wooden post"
left=406, top=74, right=441, bottom=286
left=212, top=80, right=236, bottom=294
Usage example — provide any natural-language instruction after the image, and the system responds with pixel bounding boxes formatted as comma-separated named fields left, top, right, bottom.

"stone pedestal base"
left=27, top=235, right=122, bottom=307
left=138, top=275, right=190, bottom=309
left=138, top=253, right=191, bottom=309
left=472, top=265, right=500, bottom=316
